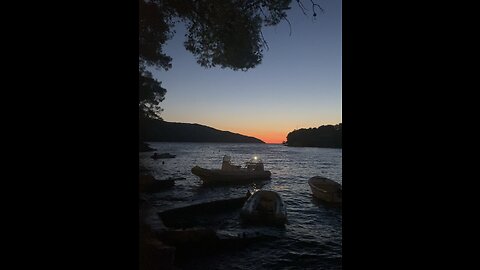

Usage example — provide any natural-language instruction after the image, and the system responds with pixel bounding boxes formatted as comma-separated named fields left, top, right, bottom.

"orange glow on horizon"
left=215, top=122, right=341, bottom=144
left=162, top=116, right=341, bottom=145
left=243, top=131, right=287, bottom=144
left=227, top=121, right=341, bottom=144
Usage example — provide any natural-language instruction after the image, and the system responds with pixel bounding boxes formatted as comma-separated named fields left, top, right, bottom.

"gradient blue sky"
left=151, top=0, right=341, bottom=143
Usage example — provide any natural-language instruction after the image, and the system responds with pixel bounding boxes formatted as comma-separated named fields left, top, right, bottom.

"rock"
left=139, top=174, right=176, bottom=193
left=140, top=223, right=175, bottom=270
left=157, top=227, right=218, bottom=247
left=140, top=142, right=156, bottom=152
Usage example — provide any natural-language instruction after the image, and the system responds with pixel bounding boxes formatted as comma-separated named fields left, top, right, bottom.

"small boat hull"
left=240, top=190, right=287, bottom=226
left=308, top=176, right=342, bottom=203
left=159, top=196, right=248, bottom=228
left=151, top=153, right=176, bottom=159
left=191, top=166, right=271, bottom=186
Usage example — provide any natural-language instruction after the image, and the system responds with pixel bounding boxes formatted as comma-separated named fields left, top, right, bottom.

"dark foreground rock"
left=140, top=223, right=175, bottom=270
left=156, top=227, right=276, bottom=257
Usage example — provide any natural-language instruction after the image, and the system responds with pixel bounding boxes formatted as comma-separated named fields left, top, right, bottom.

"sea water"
left=140, top=142, right=342, bottom=270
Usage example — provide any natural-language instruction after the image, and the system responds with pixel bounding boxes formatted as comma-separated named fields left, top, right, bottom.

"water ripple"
left=141, top=143, right=342, bottom=269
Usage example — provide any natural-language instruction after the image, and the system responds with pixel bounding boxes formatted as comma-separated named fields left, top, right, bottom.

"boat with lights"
left=191, top=155, right=272, bottom=185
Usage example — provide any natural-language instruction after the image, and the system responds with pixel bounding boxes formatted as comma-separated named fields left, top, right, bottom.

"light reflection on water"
left=140, top=142, right=342, bottom=270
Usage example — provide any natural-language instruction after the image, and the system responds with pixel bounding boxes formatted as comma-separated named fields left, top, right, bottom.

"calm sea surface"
left=140, top=142, right=342, bottom=270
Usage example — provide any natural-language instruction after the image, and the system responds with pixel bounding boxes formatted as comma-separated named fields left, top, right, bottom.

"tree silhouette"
left=286, top=123, right=342, bottom=148
left=139, top=0, right=323, bottom=119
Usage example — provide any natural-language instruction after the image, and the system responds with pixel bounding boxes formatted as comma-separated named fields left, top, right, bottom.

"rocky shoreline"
left=139, top=159, right=275, bottom=270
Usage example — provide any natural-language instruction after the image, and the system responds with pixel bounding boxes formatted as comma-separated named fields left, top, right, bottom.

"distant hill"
left=140, top=118, right=265, bottom=143
left=286, top=123, right=342, bottom=148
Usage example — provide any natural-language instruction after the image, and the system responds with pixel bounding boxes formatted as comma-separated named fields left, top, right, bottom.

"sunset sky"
left=152, top=0, right=342, bottom=144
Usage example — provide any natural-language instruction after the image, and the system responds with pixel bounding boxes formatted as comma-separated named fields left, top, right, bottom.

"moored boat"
left=191, top=156, right=271, bottom=185
left=139, top=174, right=178, bottom=193
left=240, top=190, right=287, bottom=226
left=308, top=176, right=342, bottom=203
left=151, top=152, right=176, bottom=159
